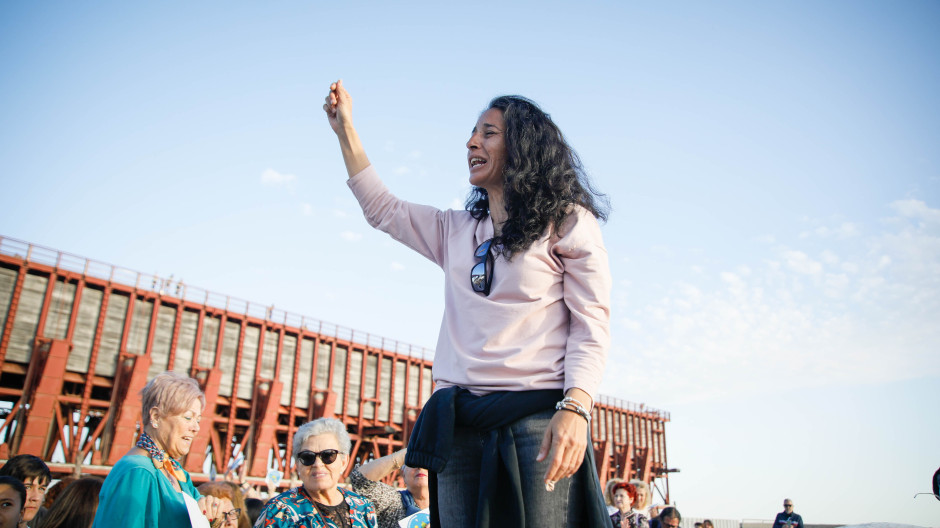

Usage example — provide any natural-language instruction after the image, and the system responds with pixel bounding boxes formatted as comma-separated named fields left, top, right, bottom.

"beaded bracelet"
left=555, top=397, right=591, bottom=423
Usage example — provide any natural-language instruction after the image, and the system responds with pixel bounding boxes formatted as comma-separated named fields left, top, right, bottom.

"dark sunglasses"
left=470, top=238, right=494, bottom=295
left=297, top=449, right=342, bottom=466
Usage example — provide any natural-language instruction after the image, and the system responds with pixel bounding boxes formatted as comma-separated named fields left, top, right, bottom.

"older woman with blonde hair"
left=255, top=418, right=376, bottom=527
left=92, top=371, right=228, bottom=528
left=629, top=479, right=654, bottom=516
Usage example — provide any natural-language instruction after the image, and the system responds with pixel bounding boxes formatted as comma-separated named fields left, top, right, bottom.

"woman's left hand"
left=197, top=495, right=225, bottom=522
left=536, top=403, right=588, bottom=484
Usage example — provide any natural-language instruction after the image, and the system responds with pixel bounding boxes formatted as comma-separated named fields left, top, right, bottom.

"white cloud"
left=408, top=150, right=422, bottom=160
left=890, top=199, right=940, bottom=232
left=340, top=231, right=362, bottom=242
left=783, top=250, right=822, bottom=275
left=390, top=261, right=405, bottom=271
left=814, top=222, right=859, bottom=238
left=820, top=250, right=839, bottom=266
left=301, top=203, right=313, bottom=216
left=394, top=166, right=411, bottom=175
left=603, top=199, right=940, bottom=407
left=261, top=168, right=296, bottom=187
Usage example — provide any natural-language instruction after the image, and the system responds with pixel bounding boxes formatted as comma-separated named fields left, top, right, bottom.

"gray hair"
left=292, top=418, right=351, bottom=458
left=141, top=371, right=205, bottom=421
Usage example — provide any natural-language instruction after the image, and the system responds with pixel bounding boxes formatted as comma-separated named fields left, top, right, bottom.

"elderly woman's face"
left=297, top=433, right=348, bottom=498
left=402, top=466, right=428, bottom=495
left=154, top=398, right=202, bottom=459
left=613, top=489, right=633, bottom=512
left=466, top=107, right=507, bottom=192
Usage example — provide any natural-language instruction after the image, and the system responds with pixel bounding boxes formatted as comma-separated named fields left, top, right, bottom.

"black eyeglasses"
left=471, top=238, right=494, bottom=295
left=223, top=508, right=243, bottom=521
left=297, top=449, right=342, bottom=466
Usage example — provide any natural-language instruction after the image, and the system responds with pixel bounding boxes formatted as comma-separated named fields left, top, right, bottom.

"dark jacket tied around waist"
left=405, top=386, right=610, bottom=527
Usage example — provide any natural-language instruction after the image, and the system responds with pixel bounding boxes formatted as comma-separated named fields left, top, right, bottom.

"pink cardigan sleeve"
left=347, top=165, right=448, bottom=266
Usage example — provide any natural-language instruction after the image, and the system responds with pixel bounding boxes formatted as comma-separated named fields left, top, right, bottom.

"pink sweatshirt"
left=348, top=166, right=611, bottom=403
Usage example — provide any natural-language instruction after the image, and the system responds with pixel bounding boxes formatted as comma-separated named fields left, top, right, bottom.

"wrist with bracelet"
left=555, top=396, right=591, bottom=423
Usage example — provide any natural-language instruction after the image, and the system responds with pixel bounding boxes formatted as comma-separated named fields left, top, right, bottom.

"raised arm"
left=323, top=79, right=371, bottom=178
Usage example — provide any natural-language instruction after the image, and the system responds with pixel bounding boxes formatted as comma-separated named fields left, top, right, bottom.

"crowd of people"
left=0, top=368, right=800, bottom=528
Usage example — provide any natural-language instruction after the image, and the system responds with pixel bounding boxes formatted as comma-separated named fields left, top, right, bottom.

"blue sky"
left=2, top=1, right=938, bottom=525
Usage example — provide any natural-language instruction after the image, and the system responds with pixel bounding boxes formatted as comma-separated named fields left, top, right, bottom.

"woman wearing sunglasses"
left=254, top=418, right=377, bottom=527
left=324, top=81, right=611, bottom=527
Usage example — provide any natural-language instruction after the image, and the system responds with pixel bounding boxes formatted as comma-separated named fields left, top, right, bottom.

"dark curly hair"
left=466, top=95, right=609, bottom=258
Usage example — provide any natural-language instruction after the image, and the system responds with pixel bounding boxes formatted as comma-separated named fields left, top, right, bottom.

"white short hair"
left=292, top=418, right=351, bottom=458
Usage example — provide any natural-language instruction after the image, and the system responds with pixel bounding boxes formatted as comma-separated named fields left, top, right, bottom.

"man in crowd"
left=650, top=506, right=681, bottom=528
left=771, top=499, right=804, bottom=528
left=0, top=455, right=51, bottom=528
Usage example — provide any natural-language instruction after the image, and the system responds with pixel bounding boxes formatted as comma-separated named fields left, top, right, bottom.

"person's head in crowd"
left=33, top=477, right=103, bottom=528
left=40, top=477, right=76, bottom=509
left=217, top=481, right=252, bottom=528
left=695, top=523, right=703, bottom=528
left=244, top=498, right=265, bottom=526
left=196, top=482, right=243, bottom=528
left=0, top=454, right=51, bottom=524
left=629, top=479, right=651, bottom=510
left=292, top=418, right=351, bottom=500
left=703, top=519, right=714, bottom=528
left=400, top=464, right=429, bottom=501
left=0, top=476, right=26, bottom=528
left=255, top=418, right=363, bottom=526
left=141, top=371, right=207, bottom=459
left=659, top=506, right=682, bottom=528
left=611, top=481, right=638, bottom=515
left=604, top=478, right=624, bottom=506
left=783, top=499, right=794, bottom=513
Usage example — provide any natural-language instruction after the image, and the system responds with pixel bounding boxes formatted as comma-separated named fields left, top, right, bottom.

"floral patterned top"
left=254, top=486, right=377, bottom=528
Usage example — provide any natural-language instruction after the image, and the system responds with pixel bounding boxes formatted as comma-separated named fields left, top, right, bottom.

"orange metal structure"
left=0, top=236, right=671, bottom=499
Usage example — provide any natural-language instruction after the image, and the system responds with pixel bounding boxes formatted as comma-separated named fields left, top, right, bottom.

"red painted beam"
left=18, top=339, right=69, bottom=457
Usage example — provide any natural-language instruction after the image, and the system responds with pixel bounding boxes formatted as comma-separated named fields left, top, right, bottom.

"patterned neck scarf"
left=137, top=431, right=187, bottom=483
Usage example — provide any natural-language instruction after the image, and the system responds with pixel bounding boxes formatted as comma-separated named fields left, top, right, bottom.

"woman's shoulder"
left=549, top=204, right=605, bottom=252
left=110, top=455, right=159, bottom=475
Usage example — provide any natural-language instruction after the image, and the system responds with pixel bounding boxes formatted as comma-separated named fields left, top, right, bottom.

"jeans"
left=436, top=409, right=585, bottom=528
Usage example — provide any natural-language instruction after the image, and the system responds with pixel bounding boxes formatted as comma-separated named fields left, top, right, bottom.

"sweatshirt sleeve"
left=554, top=208, right=612, bottom=404
left=347, top=165, right=449, bottom=267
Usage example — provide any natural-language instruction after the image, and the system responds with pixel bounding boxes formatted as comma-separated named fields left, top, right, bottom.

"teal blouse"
left=92, top=455, right=202, bottom=528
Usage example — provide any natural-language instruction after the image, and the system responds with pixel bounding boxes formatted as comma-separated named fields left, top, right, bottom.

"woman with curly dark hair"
left=325, top=80, right=611, bottom=527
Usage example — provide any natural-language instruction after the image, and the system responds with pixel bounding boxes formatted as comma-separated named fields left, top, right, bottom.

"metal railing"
left=0, top=235, right=433, bottom=361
